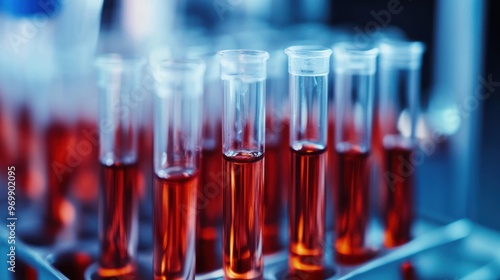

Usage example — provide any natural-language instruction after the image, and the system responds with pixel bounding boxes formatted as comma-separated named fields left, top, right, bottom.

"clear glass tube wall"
left=285, top=45, right=331, bottom=277
left=263, top=49, right=288, bottom=255
left=184, top=46, right=225, bottom=273
left=378, top=41, right=425, bottom=247
left=152, top=59, right=205, bottom=279
left=219, top=49, right=268, bottom=280
left=95, top=54, right=145, bottom=277
left=333, top=43, right=379, bottom=265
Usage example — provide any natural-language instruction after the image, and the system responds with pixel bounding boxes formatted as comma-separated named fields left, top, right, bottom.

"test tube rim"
left=332, top=42, right=379, bottom=73
left=332, top=42, right=379, bottom=58
left=217, top=49, right=270, bottom=62
left=378, top=40, right=426, bottom=56
left=378, top=39, right=426, bottom=68
left=95, top=53, right=147, bottom=71
left=153, top=58, right=206, bottom=76
left=148, top=44, right=172, bottom=67
left=284, top=45, right=332, bottom=58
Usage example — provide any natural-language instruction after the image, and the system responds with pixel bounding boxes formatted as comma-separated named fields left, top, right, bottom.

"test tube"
left=152, top=59, right=205, bottom=279
left=183, top=46, right=224, bottom=273
left=285, top=46, right=331, bottom=277
left=333, top=43, right=378, bottom=264
left=378, top=41, right=425, bottom=247
left=95, top=55, right=145, bottom=277
left=219, top=50, right=268, bottom=280
left=263, top=49, right=287, bottom=255
left=44, top=117, right=75, bottom=230
left=136, top=45, right=172, bottom=225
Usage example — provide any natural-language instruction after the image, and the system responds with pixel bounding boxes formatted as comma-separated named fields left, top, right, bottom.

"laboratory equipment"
left=182, top=45, right=224, bottom=274
left=93, top=54, right=145, bottom=278
left=285, top=45, right=331, bottom=278
left=333, top=43, right=379, bottom=264
left=377, top=40, right=425, bottom=247
left=263, top=49, right=288, bottom=255
left=219, top=49, right=269, bottom=279
left=152, top=59, right=205, bottom=279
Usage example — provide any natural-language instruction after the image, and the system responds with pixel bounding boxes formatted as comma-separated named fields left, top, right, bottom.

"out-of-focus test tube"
left=152, top=59, right=205, bottom=280
left=333, top=43, right=378, bottom=264
left=93, top=55, right=145, bottom=278
left=0, top=0, right=105, bottom=246
left=219, top=50, right=268, bottom=280
left=182, top=45, right=224, bottom=274
left=14, top=79, right=80, bottom=247
left=263, top=49, right=287, bottom=255
left=134, top=44, right=172, bottom=227
left=279, top=63, right=292, bottom=249
left=43, top=115, right=76, bottom=228
left=12, top=101, right=36, bottom=201
left=377, top=41, right=425, bottom=248
left=285, top=46, right=331, bottom=278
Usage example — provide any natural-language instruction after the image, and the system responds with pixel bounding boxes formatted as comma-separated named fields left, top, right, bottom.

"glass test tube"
left=152, top=59, right=205, bottom=280
left=263, top=49, right=287, bottom=255
left=23, top=80, right=78, bottom=246
left=279, top=59, right=292, bottom=246
left=219, top=50, right=268, bottom=280
left=184, top=47, right=224, bottom=274
left=95, top=55, right=145, bottom=277
left=285, top=46, right=331, bottom=277
left=137, top=45, right=172, bottom=224
left=333, top=43, right=378, bottom=264
left=43, top=112, right=76, bottom=236
left=378, top=41, right=424, bottom=247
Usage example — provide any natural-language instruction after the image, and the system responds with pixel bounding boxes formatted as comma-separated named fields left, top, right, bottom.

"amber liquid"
left=326, top=106, right=336, bottom=231
left=0, top=100, right=13, bottom=168
left=154, top=172, right=198, bottom=280
left=98, top=162, right=137, bottom=277
left=289, top=142, right=325, bottom=278
left=278, top=118, right=291, bottom=255
left=138, top=125, right=153, bottom=205
left=44, top=121, right=76, bottom=229
left=223, top=152, right=264, bottom=280
left=16, top=105, right=35, bottom=197
left=280, top=119, right=291, bottom=208
left=335, top=144, right=375, bottom=264
left=18, top=120, right=76, bottom=246
left=196, top=146, right=223, bottom=273
left=372, top=107, right=398, bottom=221
left=263, top=143, right=283, bottom=254
left=73, top=120, right=100, bottom=205
left=372, top=107, right=384, bottom=176
left=383, top=140, right=414, bottom=247
left=263, top=112, right=285, bottom=255
left=327, top=109, right=336, bottom=178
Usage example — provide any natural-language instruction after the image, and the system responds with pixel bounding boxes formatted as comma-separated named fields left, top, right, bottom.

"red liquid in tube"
left=223, top=153, right=264, bottom=280
left=335, top=145, right=375, bottom=264
left=196, top=145, right=223, bottom=273
left=263, top=143, right=283, bottom=254
left=383, top=138, right=414, bottom=247
left=44, top=121, right=76, bottom=228
left=99, top=162, right=137, bottom=276
left=289, top=142, right=325, bottom=278
left=154, top=172, right=198, bottom=280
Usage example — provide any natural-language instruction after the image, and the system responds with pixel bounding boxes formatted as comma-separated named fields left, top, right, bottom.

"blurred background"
left=0, top=0, right=499, bottom=279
